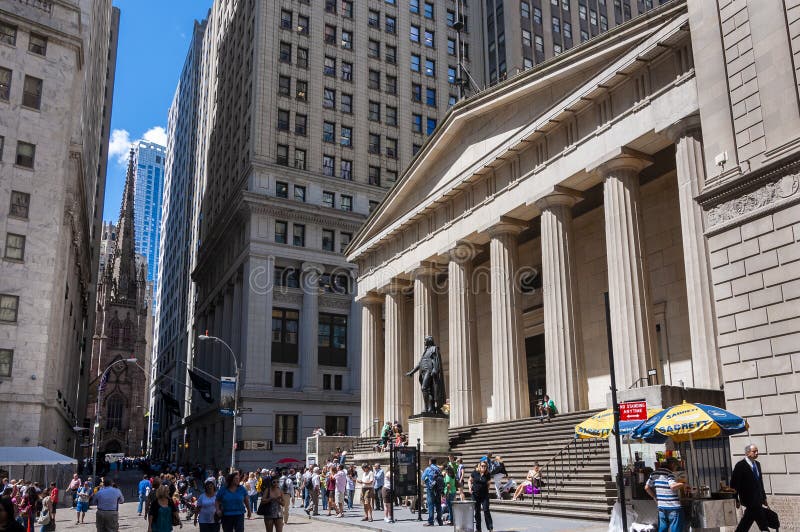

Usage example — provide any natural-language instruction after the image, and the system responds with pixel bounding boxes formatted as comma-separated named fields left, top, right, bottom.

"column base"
left=408, top=414, right=450, bottom=453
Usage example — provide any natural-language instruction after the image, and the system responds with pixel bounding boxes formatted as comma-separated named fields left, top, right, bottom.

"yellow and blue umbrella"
left=630, top=401, right=749, bottom=443
left=575, top=408, right=663, bottom=439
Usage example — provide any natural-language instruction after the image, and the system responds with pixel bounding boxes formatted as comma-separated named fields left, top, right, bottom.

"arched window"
left=106, top=395, right=123, bottom=430
left=122, top=318, right=133, bottom=348
left=108, top=317, right=121, bottom=347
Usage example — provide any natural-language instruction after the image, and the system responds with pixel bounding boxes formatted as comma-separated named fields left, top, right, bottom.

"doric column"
left=447, top=242, right=481, bottom=427
left=536, top=189, right=588, bottom=413
left=666, top=116, right=721, bottom=389
left=600, top=150, right=659, bottom=389
left=488, top=217, right=530, bottom=422
left=413, top=262, right=440, bottom=415
left=360, top=292, right=384, bottom=437
left=300, top=262, right=323, bottom=390
left=347, top=272, right=362, bottom=393
left=383, top=279, right=411, bottom=426
left=241, top=254, right=274, bottom=387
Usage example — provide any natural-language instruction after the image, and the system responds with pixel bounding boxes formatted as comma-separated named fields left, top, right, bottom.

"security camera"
left=714, top=151, right=728, bottom=168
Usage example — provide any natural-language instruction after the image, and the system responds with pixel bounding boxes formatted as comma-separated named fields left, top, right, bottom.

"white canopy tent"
left=0, top=447, right=77, bottom=488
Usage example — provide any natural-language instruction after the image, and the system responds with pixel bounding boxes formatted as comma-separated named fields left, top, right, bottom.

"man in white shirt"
left=305, top=467, right=321, bottom=516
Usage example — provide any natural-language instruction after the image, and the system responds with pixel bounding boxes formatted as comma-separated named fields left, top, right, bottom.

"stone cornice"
left=242, top=192, right=366, bottom=231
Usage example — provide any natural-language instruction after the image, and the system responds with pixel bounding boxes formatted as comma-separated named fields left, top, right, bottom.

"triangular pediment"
left=347, top=1, right=688, bottom=259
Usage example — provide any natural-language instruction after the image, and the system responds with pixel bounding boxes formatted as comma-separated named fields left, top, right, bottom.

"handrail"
left=530, top=437, right=604, bottom=511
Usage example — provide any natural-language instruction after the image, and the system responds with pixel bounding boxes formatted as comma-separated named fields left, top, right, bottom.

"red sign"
left=620, top=401, right=648, bottom=421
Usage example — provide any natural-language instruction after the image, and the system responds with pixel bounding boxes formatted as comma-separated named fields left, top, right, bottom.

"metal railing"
left=531, top=437, right=605, bottom=511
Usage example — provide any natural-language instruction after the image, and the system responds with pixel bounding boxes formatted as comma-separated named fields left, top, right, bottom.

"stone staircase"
left=346, top=410, right=616, bottom=522
left=448, top=410, right=615, bottom=522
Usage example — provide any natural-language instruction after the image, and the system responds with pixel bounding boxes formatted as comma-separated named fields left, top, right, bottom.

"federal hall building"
left=347, top=0, right=800, bottom=520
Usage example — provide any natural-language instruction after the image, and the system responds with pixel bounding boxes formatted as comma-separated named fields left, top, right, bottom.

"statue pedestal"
left=408, top=414, right=449, bottom=453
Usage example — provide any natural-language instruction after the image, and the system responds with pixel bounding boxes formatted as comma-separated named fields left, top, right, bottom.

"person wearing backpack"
left=421, top=458, right=443, bottom=527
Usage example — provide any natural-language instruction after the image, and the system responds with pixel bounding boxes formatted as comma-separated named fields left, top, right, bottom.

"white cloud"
left=142, top=126, right=168, bottom=146
left=108, top=128, right=132, bottom=165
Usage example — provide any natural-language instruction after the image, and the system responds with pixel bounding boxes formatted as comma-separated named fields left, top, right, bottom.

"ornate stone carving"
left=706, top=173, right=800, bottom=227
left=273, top=288, right=302, bottom=306
left=319, top=294, right=352, bottom=311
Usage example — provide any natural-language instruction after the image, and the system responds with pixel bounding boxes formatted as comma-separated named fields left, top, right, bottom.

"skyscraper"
left=0, top=0, right=119, bottom=453
left=133, top=140, right=166, bottom=306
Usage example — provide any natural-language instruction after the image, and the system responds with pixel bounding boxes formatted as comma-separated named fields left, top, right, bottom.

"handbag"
left=765, top=507, right=780, bottom=530
left=36, top=510, right=51, bottom=526
left=256, top=499, right=269, bottom=516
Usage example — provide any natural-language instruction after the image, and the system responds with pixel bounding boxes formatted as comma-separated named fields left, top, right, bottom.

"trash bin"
left=452, top=500, right=474, bottom=532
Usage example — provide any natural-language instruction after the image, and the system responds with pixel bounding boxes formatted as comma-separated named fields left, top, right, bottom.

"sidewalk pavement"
left=288, top=502, right=608, bottom=532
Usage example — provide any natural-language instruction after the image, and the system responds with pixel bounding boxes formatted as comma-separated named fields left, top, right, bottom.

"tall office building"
left=150, top=19, right=207, bottom=459
left=133, top=140, right=166, bottom=306
left=0, top=0, right=118, bottom=454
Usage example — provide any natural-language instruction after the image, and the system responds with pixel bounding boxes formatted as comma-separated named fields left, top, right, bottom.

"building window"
left=28, top=33, right=47, bottom=56
left=385, top=16, right=397, bottom=34
left=322, top=229, right=335, bottom=252
left=294, top=185, right=306, bottom=202
left=535, top=34, right=544, bottom=52
left=426, top=87, right=436, bottom=107
left=564, top=22, right=572, bottom=39
left=522, top=29, right=532, bottom=47
left=274, top=370, right=295, bottom=388
left=293, top=224, right=305, bottom=246
left=280, top=9, right=293, bottom=29
left=341, top=30, right=352, bottom=49
left=552, top=16, right=561, bottom=33
left=277, top=109, right=290, bottom=131
left=325, top=0, right=337, bottom=13
left=0, top=22, right=17, bottom=46
left=341, top=93, right=352, bottom=114
left=386, top=106, right=397, bottom=126
left=340, top=126, right=352, bottom=147
left=425, top=58, right=435, bottom=76
left=521, top=1, right=530, bottom=17
left=447, top=38, right=456, bottom=55
left=424, top=30, right=435, bottom=48
left=4, top=233, right=25, bottom=261
left=386, top=137, right=398, bottom=159
left=323, top=190, right=335, bottom=208
left=426, top=117, right=437, bottom=135
left=590, top=9, right=598, bottom=26
left=410, top=25, right=420, bottom=43
left=386, top=45, right=397, bottom=64
left=325, top=415, right=347, bottom=434
left=368, top=39, right=380, bottom=58
left=533, top=7, right=542, bottom=24
left=294, top=148, right=306, bottom=170
left=554, top=43, right=563, bottom=54
left=412, top=143, right=421, bottom=155
left=275, top=221, right=288, bottom=244
left=600, top=14, right=608, bottom=31
left=410, top=0, right=420, bottom=13
left=340, top=195, right=353, bottom=212
left=278, top=75, right=291, bottom=96
left=276, top=181, right=289, bottom=198
left=369, top=133, right=381, bottom=154
left=412, top=114, right=422, bottom=133
left=579, top=4, right=587, bottom=20
left=412, top=83, right=422, bottom=102
left=106, top=396, right=123, bottom=429
left=279, top=41, right=292, bottom=63
left=318, top=313, right=348, bottom=366
left=581, top=30, right=589, bottom=42
left=324, top=24, right=337, bottom=45
left=275, top=414, right=298, bottom=444
left=447, top=66, right=456, bottom=83
left=368, top=101, right=381, bottom=122
left=323, top=121, right=335, bottom=143
left=411, top=54, right=421, bottom=72
left=368, top=10, right=380, bottom=27
left=15, top=141, right=35, bottom=168
left=0, top=67, right=10, bottom=101
left=340, top=232, right=352, bottom=253
left=323, top=87, right=335, bottom=108
left=368, top=69, right=380, bottom=90
left=297, top=47, right=309, bottom=68
left=386, top=75, right=397, bottom=94
left=323, top=155, right=335, bottom=177
left=9, top=191, right=30, bottom=219
left=0, top=295, right=19, bottom=323
left=341, top=61, right=352, bottom=81
left=276, top=144, right=289, bottom=166
left=295, top=79, right=307, bottom=100
left=369, top=165, right=381, bottom=186
left=0, top=349, right=12, bottom=378
left=295, top=113, right=307, bottom=136
left=340, top=159, right=352, bottom=180
left=369, top=200, right=379, bottom=213
left=324, top=56, right=336, bottom=77
left=297, top=15, right=309, bottom=34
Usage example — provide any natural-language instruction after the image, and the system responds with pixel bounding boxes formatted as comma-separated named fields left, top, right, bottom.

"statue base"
left=408, top=414, right=449, bottom=453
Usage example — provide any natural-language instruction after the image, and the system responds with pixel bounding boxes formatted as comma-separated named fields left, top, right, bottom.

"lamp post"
left=91, top=358, right=138, bottom=482
left=198, top=334, right=240, bottom=472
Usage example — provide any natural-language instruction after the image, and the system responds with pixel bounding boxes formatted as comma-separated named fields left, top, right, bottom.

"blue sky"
left=104, top=0, right=212, bottom=218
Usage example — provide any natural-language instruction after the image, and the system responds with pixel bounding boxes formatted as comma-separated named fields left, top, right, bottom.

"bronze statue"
left=406, top=335, right=446, bottom=415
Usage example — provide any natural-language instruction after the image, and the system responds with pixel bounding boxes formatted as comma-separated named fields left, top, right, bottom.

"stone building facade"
left=0, top=0, right=118, bottom=455
left=348, top=0, right=799, bottom=524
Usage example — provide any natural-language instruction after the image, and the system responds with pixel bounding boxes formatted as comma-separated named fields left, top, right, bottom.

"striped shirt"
left=646, top=468, right=681, bottom=509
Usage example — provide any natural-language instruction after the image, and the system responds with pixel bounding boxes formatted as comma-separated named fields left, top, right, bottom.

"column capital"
left=663, top=113, right=702, bottom=143
left=486, top=216, right=528, bottom=237
left=588, top=147, right=654, bottom=177
left=447, top=241, right=479, bottom=265
left=413, top=260, right=443, bottom=278
left=357, top=291, right=384, bottom=305
left=379, top=278, right=412, bottom=295
left=534, top=186, right=583, bottom=211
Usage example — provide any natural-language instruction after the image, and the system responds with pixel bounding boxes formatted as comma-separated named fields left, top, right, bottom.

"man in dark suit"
left=730, top=444, right=769, bottom=532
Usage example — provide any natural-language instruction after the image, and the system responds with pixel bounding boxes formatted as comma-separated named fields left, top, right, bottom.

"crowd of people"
left=374, top=421, right=408, bottom=452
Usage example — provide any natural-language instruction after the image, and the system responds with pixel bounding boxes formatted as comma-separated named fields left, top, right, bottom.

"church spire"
left=112, top=148, right=138, bottom=302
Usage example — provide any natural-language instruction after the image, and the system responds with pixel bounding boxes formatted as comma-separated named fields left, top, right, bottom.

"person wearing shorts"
left=333, top=465, right=347, bottom=518
left=357, top=464, right=375, bottom=522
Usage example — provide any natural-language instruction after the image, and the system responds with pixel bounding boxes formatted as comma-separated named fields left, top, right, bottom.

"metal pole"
left=604, top=292, right=628, bottom=532
left=231, top=364, right=239, bottom=473
left=416, top=438, right=422, bottom=521
left=389, top=441, right=395, bottom=523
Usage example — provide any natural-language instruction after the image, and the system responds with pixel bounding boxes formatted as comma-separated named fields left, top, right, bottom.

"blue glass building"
left=133, top=140, right=166, bottom=309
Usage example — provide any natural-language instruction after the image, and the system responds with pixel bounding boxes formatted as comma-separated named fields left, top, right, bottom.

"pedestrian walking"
left=644, top=458, right=685, bottom=532
left=66, top=475, right=81, bottom=509
left=91, top=478, right=124, bottom=532
left=146, top=485, right=181, bottom=532
left=245, top=473, right=258, bottom=515
left=277, top=471, right=292, bottom=524
left=214, top=472, right=250, bottom=532
left=469, top=462, right=493, bottom=532
left=258, top=477, right=283, bottom=532
left=421, top=458, right=443, bottom=527
left=346, top=467, right=356, bottom=510
left=193, top=480, right=220, bottom=532
left=36, top=492, right=55, bottom=532
left=303, top=468, right=320, bottom=517
left=731, top=444, right=770, bottom=532
left=373, top=464, right=384, bottom=511
left=356, top=463, right=375, bottom=522
left=137, top=475, right=152, bottom=516
left=333, top=465, right=347, bottom=518
left=75, top=482, right=92, bottom=524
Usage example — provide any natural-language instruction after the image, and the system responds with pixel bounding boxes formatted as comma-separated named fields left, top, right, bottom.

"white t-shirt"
left=362, top=471, right=375, bottom=487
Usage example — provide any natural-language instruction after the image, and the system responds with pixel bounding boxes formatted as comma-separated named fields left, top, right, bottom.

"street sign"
left=241, top=440, right=272, bottom=451
left=238, top=407, right=253, bottom=412
left=620, top=400, right=648, bottom=421
left=392, top=446, right=419, bottom=497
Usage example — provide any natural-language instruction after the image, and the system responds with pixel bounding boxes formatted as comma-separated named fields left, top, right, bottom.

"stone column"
left=536, top=189, right=588, bottom=413
left=667, top=117, right=721, bottom=389
left=347, top=272, right=362, bottom=393
left=241, top=254, right=274, bottom=387
left=413, top=262, right=440, bottom=415
left=383, top=279, right=411, bottom=426
left=300, top=262, right=323, bottom=390
left=488, top=218, right=530, bottom=422
left=600, top=151, right=659, bottom=389
left=360, top=292, right=384, bottom=437
left=447, top=242, right=481, bottom=427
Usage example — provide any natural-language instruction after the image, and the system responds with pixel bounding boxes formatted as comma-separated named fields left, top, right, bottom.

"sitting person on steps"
left=512, top=462, right=542, bottom=501
left=538, top=395, right=557, bottom=420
